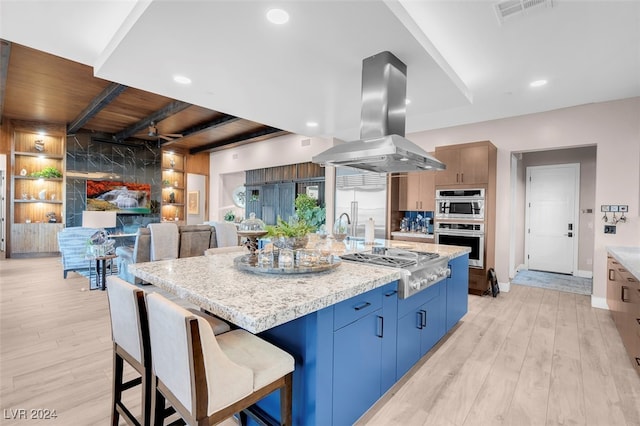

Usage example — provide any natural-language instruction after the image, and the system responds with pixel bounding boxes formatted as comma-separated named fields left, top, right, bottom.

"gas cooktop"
left=340, top=248, right=449, bottom=299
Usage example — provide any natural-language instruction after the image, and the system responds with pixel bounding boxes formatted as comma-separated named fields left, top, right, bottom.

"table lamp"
left=82, top=210, right=117, bottom=232
left=82, top=211, right=117, bottom=256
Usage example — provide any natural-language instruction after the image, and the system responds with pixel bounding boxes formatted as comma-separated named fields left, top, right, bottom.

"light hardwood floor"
left=1, top=257, right=639, bottom=425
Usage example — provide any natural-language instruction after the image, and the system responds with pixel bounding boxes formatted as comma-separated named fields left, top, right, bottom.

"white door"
left=525, top=164, right=579, bottom=274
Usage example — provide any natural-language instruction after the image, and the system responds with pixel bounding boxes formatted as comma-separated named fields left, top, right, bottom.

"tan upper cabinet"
left=399, top=171, right=435, bottom=211
left=435, top=142, right=492, bottom=186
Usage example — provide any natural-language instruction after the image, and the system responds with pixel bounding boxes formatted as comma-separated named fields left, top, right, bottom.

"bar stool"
left=145, top=292, right=295, bottom=426
left=106, top=277, right=231, bottom=426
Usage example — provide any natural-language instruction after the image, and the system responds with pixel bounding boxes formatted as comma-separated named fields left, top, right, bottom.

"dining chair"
left=106, top=276, right=231, bottom=426
left=145, top=292, right=295, bottom=426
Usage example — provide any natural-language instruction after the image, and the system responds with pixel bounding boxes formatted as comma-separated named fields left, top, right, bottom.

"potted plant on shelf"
left=30, top=166, right=62, bottom=178
left=224, top=210, right=236, bottom=222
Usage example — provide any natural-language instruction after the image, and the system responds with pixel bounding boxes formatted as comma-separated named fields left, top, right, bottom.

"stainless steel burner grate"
left=340, top=252, right=416, bottom=269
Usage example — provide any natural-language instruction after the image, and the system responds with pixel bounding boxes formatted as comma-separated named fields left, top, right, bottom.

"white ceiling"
left=1, top=0, right=639, bottom=142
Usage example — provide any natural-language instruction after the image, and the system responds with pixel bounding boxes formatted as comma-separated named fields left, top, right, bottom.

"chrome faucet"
left=337, top=212, right=351, bottom=236
left=338, top=212, right=351, bottom=225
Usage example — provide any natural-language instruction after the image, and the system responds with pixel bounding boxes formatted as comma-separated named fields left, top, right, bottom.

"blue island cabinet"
left=396, top=280, right=446, bottom=379
left=251, top=254, right=469, bottom=425
left=255, top=281, right=398, bottom=426
left=446, top=254, right=469, bottom=331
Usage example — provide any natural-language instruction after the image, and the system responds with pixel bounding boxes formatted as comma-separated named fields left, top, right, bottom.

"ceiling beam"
left=159, top=114, right=243, bottom=147
left=113, top=100, right=191, bottom=141
left=0, top=40, right=11, bottom=124
left=66, top=82, right=128, bottom=134
left=189, top=127, right=286, bottom=154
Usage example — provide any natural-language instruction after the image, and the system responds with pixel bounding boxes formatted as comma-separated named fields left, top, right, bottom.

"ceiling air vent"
left=494, top=0, right=553, bottom=23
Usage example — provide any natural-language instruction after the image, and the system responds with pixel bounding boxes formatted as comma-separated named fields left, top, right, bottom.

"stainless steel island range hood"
left=312, top=51, right=446, bottom=174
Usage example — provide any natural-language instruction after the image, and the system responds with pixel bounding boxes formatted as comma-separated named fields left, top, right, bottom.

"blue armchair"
left=57, top=227, right=99, bottom=278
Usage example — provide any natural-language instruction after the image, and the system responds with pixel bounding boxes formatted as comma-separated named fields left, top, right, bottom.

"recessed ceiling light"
left=306, top=121, right=318, bottom=128
left=530, top=79, right=547, bottom=88
left=173, top=75, right=192, bottom=85
left=267, top=8, right=289, bottom=25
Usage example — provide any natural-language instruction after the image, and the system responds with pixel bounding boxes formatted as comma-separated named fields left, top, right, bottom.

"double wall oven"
left=435, top=188, right=485, bottom=269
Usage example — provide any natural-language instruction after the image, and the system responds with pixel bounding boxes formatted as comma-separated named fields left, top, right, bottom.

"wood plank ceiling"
left=0, top=40, right=288, bottom=153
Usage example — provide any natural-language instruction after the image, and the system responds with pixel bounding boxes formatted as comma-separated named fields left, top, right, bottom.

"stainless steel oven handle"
left=435, top=231, right=485, bottom=237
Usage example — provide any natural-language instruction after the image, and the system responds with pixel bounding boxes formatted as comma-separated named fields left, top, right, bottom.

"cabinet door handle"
left=608, top=269, right=615, bottom=281
left=627, top=277, right=637, bottom=283
left=416, top=201, right=419, bottom=210
left=460, top=173, right=464, bottom=183
left=456, top=173, right=459, bottom=183
left=636, top=358, right=640, bottom=367
left=621, top=286, right=630, bottom=303
left=384, top=290, right=398, bottom=297
left=376, top=315, right=384, bottom=338
left=416, top=311, right=423, bottom=329
left=354, top=301, right=371, bottom=311
left=420, top=309, right=427, bottom=328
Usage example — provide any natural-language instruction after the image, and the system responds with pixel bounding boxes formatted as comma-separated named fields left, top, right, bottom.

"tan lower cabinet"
left=607, top=255, right=640, bottom=375
left=399, top=171, right=435, bottom=211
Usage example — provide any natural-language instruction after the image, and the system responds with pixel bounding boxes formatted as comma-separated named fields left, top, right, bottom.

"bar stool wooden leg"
left=112, top=349, right=124, bottom=426
left=281, top=373, right=293, bottom=426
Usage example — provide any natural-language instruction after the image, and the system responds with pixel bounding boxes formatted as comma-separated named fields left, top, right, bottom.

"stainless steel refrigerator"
left=334, top=168, right=387, bottom=239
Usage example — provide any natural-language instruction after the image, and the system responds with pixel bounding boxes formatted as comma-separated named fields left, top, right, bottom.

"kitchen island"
left=130, top=241, right=470, bottom=425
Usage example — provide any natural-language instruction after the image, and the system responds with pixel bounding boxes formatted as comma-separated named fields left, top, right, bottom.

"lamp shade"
left=82, top=211, right=117, bottom=229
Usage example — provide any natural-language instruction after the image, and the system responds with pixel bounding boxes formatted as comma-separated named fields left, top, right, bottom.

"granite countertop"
left=129, top=240, right=470, bottom=333
left=606, top=246, right=640, bottom=280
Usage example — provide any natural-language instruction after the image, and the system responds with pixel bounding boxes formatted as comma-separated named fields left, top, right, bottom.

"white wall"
left=407, top=97, right=639, bottom=307
left=208, top=97, right=639, bottom=307
left=186, top=173, right=206, bottom=225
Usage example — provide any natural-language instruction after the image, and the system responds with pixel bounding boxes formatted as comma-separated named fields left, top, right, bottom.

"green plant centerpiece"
left=263, top=194, right=325, bottom=250
left=265, top=216, right=315, bottom=250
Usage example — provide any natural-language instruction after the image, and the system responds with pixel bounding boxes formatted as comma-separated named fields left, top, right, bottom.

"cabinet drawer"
left=334, top=287, right=383, bottom=330
left=397, top=281, right=442, bottom=318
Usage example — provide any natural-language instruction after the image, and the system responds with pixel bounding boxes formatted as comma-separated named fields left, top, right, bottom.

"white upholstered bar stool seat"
left=146, top=292, right=294, bottom=426
left=106, top=276, right=152, bottom=426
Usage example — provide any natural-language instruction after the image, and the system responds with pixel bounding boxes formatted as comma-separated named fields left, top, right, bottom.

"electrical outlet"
left=604, top=225, right=616, bottom=234
left=619, top=205, right=629, bottom=212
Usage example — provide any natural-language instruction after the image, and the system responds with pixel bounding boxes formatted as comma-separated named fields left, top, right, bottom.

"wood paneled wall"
left=246, top=162, right=324, bottom=185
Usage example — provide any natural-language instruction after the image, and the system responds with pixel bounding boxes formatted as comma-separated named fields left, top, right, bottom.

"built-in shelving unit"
left=160, top=150, right=186, bottom=224
left=10, top=121, right=66, bottom=257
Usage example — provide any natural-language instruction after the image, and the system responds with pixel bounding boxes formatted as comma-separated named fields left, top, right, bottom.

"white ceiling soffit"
left=0, top=0, right=139, bottom=66
left=92, top=0, right=470, bottom=141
